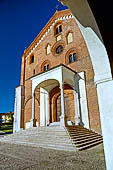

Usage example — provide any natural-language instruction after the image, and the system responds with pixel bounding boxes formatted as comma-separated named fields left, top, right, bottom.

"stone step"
left=4, top=135, right=69, bottom=139
left=69, top=132, right=100, bottom=138
left=2, top=138, right=70, bottom=143
left=73, top=136, right=102, bottom=145
left=1, top=136, right=71, bottom=143
left=67, top=128, right=98, bottom=132
left=72, top=135, right=102, bottom=142
left=1, top=140, right=76, bottom=151
left=3, top=135, right=69, bottom=141
left=1, top=138, right=73, bottom=146
left=66, top=126, right=103, bottom=151
left=15, top=130, right=66, bottom=133
left=13, top=131, right=67, bottom=135
left=68, top=131, right=97, bottom=136
left=74, top=138, right=103, bottom=147
left=67, top=127, right=101, bottom=134
left=78, top=140, right=103, bottom=151
left=4, top=133, right=68, bottom=137
left=71, top=133, right=101, bottom=139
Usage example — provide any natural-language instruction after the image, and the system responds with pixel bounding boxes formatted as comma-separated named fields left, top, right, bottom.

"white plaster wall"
left=25, top=122, right=31, bottom=129
left=78, top=72, right=89, bottom=128
left=63, top=66, right=75, bottom=88
left=76, top=24, right=112, bottom=84
left=31, top=66, right=62, bottom=93
left=97, top=80, right=113, bottom=170
left=13, top=86, right=21, bottom=133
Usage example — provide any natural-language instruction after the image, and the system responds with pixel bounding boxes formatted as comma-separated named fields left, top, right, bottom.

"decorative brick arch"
left=40, top=60, right=51, bottom=72
left=51, top=40, right=65, bottom=57
left=65, top=47, right=77, bottom=64
left=53, top=20, right=63, bottom=36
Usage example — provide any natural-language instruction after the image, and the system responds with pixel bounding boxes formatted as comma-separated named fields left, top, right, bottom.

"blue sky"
left=0, top=0, right=67, bottom=113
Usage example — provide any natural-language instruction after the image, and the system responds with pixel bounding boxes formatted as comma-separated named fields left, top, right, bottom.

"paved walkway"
left=0, top=142, right=105, bottom=170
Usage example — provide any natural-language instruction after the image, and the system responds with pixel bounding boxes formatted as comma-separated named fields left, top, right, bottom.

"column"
left=73, top=90, right=81, bottom=125
left=30, top=92, right=36, bottom=127
left=74, top=77, right=84, bottom=126
left=60, top=84, right=66, bottom=125
left=40, top=88, right=46, bottom=126
left=46, top=93, right=50, bottom=126
left=78, top=72, right=89, bottom=128
left=13, top=86, right=22, bottom=133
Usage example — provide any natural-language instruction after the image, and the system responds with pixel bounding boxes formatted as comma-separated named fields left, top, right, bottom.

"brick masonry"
left=20, top=9, right=101, bottom=133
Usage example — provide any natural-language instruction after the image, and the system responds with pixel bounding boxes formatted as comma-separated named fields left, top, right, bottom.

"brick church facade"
left=13, top=9, right=101, bottom=133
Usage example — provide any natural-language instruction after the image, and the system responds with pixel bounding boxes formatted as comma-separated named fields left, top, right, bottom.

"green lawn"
left=0, top=123, right=13, bottom=133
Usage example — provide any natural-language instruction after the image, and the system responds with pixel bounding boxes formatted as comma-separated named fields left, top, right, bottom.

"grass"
left=0, top=122, right=13, bottom=133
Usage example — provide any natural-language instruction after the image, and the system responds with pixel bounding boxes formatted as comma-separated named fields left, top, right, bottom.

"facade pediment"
left=24, top=9, right=73, bottom=58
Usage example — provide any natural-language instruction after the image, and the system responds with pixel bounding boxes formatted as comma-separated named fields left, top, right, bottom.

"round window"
left=56, top=45, right=63, bottom=54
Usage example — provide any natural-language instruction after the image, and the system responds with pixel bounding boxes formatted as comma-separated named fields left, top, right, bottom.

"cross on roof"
left=55, top=4, right=59, bottom=11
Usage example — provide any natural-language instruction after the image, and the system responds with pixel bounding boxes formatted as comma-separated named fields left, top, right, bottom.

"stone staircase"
left=66, top=126, right=103, bottom=151
left=0, top=125, right=103, bottom=151
left=0, top=126, right=76, bottom=151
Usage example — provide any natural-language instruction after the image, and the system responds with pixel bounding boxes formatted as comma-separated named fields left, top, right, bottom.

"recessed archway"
left=49, top=84, right=76, bottom=125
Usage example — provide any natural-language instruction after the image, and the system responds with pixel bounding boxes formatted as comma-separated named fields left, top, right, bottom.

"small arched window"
left=55, top=24, right=62, bottom=35
left=69, top=53, right=77, bottom=63
left=46, top=44, right=51, bottom=55
left=44, top=64, right=49, bottom=72
left=41, top=60, right=50, bottom=72
left=67, top=32, right=73, bottom=44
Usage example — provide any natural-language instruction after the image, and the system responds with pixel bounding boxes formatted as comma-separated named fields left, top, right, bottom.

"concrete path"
left=0, top=142, right=105, bottom=170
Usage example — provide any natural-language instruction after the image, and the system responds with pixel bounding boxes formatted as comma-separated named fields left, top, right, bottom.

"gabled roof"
left=23, top=9, right=73, bottom=58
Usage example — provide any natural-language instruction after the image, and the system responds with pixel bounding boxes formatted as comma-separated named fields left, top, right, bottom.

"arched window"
left=46, top=44, right=51, bottom=55
left=67, top=32, right=73, bottom=44
left=41, top=60, right=50, bottom=72
left=69, top=53, right=77, bottom=63
left=44, top=64, right=49, bottom=72
left=55, top=24, right=62, bottom=35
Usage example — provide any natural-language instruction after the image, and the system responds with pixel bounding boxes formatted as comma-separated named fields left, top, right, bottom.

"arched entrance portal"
left=50, top=84, right=75, bottom=125
left=30, top=64, right=89, bottom=128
